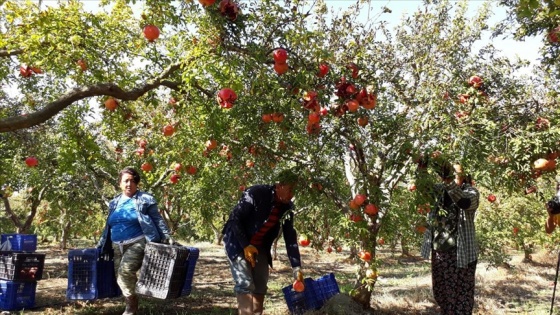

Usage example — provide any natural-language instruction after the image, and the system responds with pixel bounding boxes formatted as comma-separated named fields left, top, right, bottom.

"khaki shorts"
left=227, top=251, right=269, bottom=295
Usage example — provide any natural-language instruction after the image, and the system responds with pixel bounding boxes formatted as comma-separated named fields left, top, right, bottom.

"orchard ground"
left=20, top=240, right=560, bottom=315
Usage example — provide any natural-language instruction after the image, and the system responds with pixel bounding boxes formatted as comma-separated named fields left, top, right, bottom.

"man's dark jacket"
left=222, top=185, right=301, bottom=268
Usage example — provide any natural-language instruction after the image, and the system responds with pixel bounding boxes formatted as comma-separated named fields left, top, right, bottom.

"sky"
left=33, top=0, right=542, bottom=61
left=32, top=0, right=542, bottom=69
left=326, top=0, right=541, bottom=68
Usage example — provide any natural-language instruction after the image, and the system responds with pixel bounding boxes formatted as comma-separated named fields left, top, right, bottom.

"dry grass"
left=17, top=242, right=560, bottom=314
left=369, top=249, right=560, bottom=315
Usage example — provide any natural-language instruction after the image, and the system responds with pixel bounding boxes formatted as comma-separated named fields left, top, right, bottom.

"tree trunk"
left=352, top=275, right=372, bottom=308
left=401, top=238, right=410, bottom=256
left=212, top=225, right=223, bottom=245
left=60, top=221, right=71, bottom=250
left=2, top=197, right=23, bottom=231
left=344, top=150, right=359, bottom=197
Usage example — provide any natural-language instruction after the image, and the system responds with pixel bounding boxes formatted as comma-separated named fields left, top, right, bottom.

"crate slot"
left=135, top=243, right=190, bottom=299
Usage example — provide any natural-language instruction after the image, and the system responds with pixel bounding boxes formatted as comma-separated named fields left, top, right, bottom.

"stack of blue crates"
left=67, top=244, right=199, bottom=301
left=282, top=273, right=340, bottom=315
left=0, top=234, right=43, bottom=311
left=66, top=248, right=121, bottom=300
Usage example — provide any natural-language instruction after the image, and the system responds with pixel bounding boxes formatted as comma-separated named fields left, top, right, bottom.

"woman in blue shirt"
left=98, top=167, right=172, bottom=315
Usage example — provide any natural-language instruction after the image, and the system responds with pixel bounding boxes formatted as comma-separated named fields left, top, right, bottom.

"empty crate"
left=0, top=280, right=36, bottom=311
left=1, top=234, right=37, bottom=252
left=136, top=243, right=190, bottom=299
left=0, top=252, right=45, bottom=282
left=282, top=273, right=340, bottom=315
left=67, top=248, right=121, bottom=300
left=181, top=247, right=199, bottom=296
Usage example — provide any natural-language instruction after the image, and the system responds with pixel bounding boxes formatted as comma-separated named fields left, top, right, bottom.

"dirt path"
left=6, top=242, right=560, bottom=314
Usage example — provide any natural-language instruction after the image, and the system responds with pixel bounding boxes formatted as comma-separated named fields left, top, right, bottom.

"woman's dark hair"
left=434, top=160, right=453, bottom=180
left=548, top=196, right=560, bottom=215
left=118, top=167, right=141, bottom=184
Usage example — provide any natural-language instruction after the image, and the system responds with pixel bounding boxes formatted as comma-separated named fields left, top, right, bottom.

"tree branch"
left=0, top=62, right=183, bottom=132
left=0, top=48, right=24, bottom=58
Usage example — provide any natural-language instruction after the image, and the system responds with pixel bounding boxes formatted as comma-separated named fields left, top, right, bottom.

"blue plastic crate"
left=313, top=273, right=340, bottom=302
left=1, top=234, right=37, bottom=252
left=282, top=273, right=340, bottom=314
left=66, top=248, right=121, bottom=300
left=181, top=247, right=199, bottom=296
left=282, top=277, right=321, bottom=314
left=0, top=280, right=36, bottom=311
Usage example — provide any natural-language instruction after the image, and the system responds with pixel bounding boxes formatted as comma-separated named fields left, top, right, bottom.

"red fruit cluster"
left=273, top=48, right=288, bottom=75
left=454, top=74, right=488, bottom=108
left=170, top=174, right=180, bottom=184
left=143, top=24, right=160, bottom=42
left=219, top=0, right=239, bottom=21
left=346, top=63, right=359, bottom=79
left=548, top=26, right=560, bottom=43
left=298, top=236, right=310, bottom=247
left=162, top=124, right=175, bottom=136
left=138, top=139, right=148, bottom=148
left=335, top=76, right=357, bottom=99
left=219, top=145, right=233, bottom=160
left=300, top=91, right=321, bottom=134
left=358, top=250, right=372, bottom=262
left=20, top=65, right=42, bottom=78
left=216, top=88, right=237, bottom=109
left=348, top=194, right=379, bottom=219
left=364, top=204, right=378, bottom=216
left=199, top=0, right=216, bottom=6
left=317, top=63, right=329, bottom=78
left=173, top=163, right=183, bottom=172
left=302, top=91, right=319, bottom=111
left=293, top=279, right=305, bottom=292
left=76, top=59, right=87, bottom=71
left=186, top=165, right=197, bottom=175
left=536, top=117, right=550, bottom=130
left=104, top=98, right=119, bottom=111
left=357, top=116, right=368, bottom=127
left=533, top=158, right=556, bottom=172
left=206, top=139, right=218, bottom=151
left=141, top=162, right=153, bottom=172
left=354, top=194, right=366, bottom=206
left=25, top=156, right=38, bottom=167
left=417, top=203, right=430, bottom=215
left=349, top=213, right=362, bottom=223
left=468, top=75, right=483, bottom=89
left=332, top=74, right=376, bottom=118
left=262, top=113, right=284, bottom=123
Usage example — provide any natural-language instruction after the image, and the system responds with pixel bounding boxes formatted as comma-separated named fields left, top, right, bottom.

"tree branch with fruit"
left=0, top=61, right=183, bottom=132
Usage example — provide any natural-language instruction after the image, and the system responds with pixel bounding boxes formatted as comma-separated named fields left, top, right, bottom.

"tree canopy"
left=1, top=0, right=560, bottom=307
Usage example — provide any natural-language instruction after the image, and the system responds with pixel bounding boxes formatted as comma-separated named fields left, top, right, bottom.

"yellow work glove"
left=293, top=267, right=303, bottom=281
left=292, top=267, right=305, bottom=292
left=243, top=245, right=258, bottom=268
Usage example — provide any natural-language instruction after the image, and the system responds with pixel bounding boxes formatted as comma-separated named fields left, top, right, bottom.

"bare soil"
left=6, top=242, right=560, bottom=315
